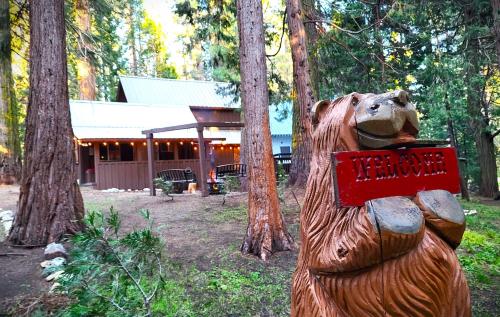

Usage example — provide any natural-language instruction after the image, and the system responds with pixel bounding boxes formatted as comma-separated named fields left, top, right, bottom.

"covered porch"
left=142, top=120, right=244, bottom=197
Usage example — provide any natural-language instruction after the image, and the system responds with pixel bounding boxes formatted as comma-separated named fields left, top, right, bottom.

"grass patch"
left=457, top=199, right=499, bottom=316
left=212, top=205, right=247, bottom=223
left=184, top=266, right=291, bottom=317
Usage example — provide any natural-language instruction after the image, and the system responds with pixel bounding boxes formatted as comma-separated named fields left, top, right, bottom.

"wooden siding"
left=96, top=160, right=204, bottom=190
left=95, top=152, right=238, bottom=190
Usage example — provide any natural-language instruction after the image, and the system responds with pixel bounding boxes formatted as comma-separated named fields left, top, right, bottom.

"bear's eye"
left=370, top=104, right=380, bottom=110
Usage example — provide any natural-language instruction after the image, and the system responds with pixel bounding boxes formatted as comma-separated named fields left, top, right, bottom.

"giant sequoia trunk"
left=287, top=0, right=316, bottom=187
left=237, top=0, right=294, bottom=260
left=75, top=0, right=96, bottom=100
left=9, top=0, right=84, bottom=245
left=0, top=0, right=21, bottom=183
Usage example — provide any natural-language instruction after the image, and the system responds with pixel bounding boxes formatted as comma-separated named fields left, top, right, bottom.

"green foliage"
left=276, top=162, right=288, bottom=204
left=212, top=205, right=246, bottom=223
left=59, top=208, right=193, bottom=316
left=185, top=267, right=290, bottom=316
left=153, top=177, right=174, bottom=200
left=315, top=0, right=499, bottom=191
left=457, top=200, right=500, bottom=288
left=174, top=0, right=291, bottom=105
left=220, top=175, right=240, bottom=205
left=221, top=175, right=240, bottom=194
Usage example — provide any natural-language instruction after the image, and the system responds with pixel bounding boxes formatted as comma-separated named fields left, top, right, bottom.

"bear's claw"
left=366, top=196, right=425, bottom=260
left=414, top=190, right=466, bottom=248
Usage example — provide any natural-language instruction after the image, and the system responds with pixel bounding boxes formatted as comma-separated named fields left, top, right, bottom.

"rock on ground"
left=44, top=243, right=67, bottom=260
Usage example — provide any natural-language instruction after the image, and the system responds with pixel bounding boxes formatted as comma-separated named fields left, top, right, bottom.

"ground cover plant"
left=457, top=199, right=500, bottom=316
left=1, top=188, right=498, bottom=316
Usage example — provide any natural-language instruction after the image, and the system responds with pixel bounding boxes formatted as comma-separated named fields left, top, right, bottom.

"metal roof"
left=269, top=103, right=292, bottom=136
left=118, top=76, right=240, bottom=108
left=70, top=100, right=241, bottom=142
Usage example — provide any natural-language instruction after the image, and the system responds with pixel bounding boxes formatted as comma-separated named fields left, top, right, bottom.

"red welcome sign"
left=332, top=147, right=461, bottom=207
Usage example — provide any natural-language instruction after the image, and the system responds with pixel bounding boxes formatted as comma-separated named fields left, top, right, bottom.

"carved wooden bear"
left=291, top=91, right=471, bottom=316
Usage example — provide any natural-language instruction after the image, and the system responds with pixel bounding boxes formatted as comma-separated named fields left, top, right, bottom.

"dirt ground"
left=0, top=185, right=302, bottom=313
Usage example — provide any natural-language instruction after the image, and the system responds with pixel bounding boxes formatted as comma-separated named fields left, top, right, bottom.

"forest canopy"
left=3, top=0, right=499, bottom=196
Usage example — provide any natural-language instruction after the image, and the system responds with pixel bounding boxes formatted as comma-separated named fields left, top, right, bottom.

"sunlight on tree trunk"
left=9, top=0, right=84, bottom=245
left=287, top=0, right=315, bottom=187
left=0, top=0, right=21, bottom=183
left=237, top=0, right=294, bottom=261
left=75, top=0, right=96, bottom=100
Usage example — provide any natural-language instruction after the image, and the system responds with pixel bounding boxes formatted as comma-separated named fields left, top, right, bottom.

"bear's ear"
left=311, top=99, right=331, bottom=127
left=312, top=93, right=364, bottom=127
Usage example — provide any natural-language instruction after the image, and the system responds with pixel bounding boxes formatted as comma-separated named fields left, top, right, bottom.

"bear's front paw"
left=366, top=196, right=425, bottom=260
left=414, top=190, right=465, bottom=248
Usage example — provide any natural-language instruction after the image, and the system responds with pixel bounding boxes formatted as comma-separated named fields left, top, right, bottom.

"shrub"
left=221, top=175, right=241, bottom=205
left=153, top=177, right=174, bottom=200
left=276, top=162, right=288, bottom=204
left=59, top=208, right=193, bottom=317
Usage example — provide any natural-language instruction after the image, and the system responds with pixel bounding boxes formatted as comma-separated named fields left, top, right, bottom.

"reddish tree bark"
left=8, top=0, right=84, bottom=245
left=237, top=0, right=294, bottom=260
left=287, top=0, right=316, bottom=187
left=302, top=0, right=320, bottom=98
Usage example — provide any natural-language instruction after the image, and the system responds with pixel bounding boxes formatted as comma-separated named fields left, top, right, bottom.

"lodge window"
left=159, top=143, right=174, bottom=160
left=108, top=143, right=120, bottom=161
left=178, top=142, right=198, bottom=159
left=120, top=144, right=134, bottom=161
left=99, top=144, right=108, bottom=160
left=280, top=146, right=291, bottom=154
left=99, top=143, right=135, bottom=161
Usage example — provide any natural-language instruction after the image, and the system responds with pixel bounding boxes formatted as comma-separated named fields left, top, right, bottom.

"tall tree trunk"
left=374, top=1, right=385, bottom=86
left=0, top=0, right=21, bottom=183
left=492, top=0, right=500, bottom=66
left=287, top=0, right=315, bottom=187
left=9, top=0, right=84, bottom=245
left=128, top=2, right=138, bottom=76
left=464, top=7, right=499, bottom=198
left=75, top=0, right=96, bottom=100
left=302, top=0, right=319, bottom=99
left=445, top=94, right=470, bottom=200
left=237, top=0, right=294, bottom=260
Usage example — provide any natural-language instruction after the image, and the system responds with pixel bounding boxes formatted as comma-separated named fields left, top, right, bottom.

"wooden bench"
left=273, top=153, right=291, bottom=175
left=215, top=164, right=247, bottom=180
left=157, top=168, right=197, bottom=194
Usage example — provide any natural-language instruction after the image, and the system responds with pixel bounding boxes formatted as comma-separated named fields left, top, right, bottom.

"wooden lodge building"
left=71, top=76, right=242, bottom=190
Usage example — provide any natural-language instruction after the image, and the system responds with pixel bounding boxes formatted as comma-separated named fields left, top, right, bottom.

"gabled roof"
left=269, top=103, right=292, bottom=136
left=70, top=100, right=241, bottom=143
left=117, top=75, right=239, bottom=108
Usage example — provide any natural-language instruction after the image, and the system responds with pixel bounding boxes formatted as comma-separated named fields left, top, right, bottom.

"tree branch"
left=492, top=128, right=500, bottom=138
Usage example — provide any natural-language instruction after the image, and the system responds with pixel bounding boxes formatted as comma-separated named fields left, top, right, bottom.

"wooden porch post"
left=146, top=133, right=156, bottom=196
left=93, top=143, right=99, bottom=189
left=197, top=126, right=209, bottom=197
